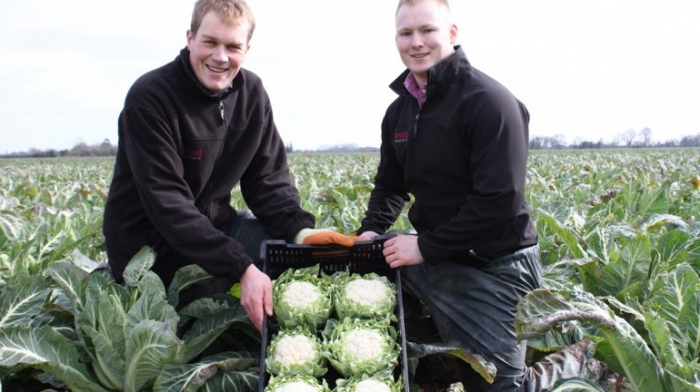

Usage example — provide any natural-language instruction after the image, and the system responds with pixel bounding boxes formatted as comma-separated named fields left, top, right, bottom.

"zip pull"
left=218, top=101, right=225, bottom=121
left=412, top=111, right=420, bottom=139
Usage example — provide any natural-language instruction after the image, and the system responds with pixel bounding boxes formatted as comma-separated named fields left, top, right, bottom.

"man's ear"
left=186, top=29, right=194, bottom=49
left=449, top=24, right=458, bottom=44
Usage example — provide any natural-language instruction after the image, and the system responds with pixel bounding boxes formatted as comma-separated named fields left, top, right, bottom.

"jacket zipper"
left=412, top=110, right=420, bottom=139
left=206, top=99, right=227, bottom=218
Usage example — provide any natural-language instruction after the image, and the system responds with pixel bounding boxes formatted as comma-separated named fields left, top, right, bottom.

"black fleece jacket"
left=103, top=47, right=314, bottom=286
left=359, top=46, right=537, bottom=264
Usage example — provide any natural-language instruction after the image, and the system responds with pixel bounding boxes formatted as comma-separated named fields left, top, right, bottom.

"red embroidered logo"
left=184, top=148, right=204, bottom=159
left=394, top=127, right=409, bottom=143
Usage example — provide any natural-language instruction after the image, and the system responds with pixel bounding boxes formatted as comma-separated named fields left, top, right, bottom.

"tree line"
left=2, top=128, right=700, bottom=158
left=1, top=139, right=118, bottom=158
left=529, top=128, right=700, bottom=150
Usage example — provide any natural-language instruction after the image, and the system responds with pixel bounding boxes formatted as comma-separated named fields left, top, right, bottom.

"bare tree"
left=618, top=129, right=637, bottom=147
left=640, top=127, right=652, bottom=147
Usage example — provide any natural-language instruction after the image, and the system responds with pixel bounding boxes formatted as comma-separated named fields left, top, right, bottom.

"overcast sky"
left=1, top=0, right=699, bottom=153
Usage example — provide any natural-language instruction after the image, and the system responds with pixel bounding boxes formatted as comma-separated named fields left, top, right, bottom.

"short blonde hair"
left=191, top=0, right=256, bottom=41
left=396, top=0, right=450, bottom=15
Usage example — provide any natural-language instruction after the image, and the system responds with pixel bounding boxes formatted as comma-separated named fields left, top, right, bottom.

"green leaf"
left=597, top=235, right=651, bottom=300
left=644, top=309, right=686, bottom=375
left=0, top=275, right=52, bottom=329
left=521, top=327, right=583, bottom=354
left=536, top=211, right=587, bottom=259
left=153, top=351, right=259, bottom=392
left=180, top=297, right=251, bottom=363
left=675, top=276, right=700, bottom=362
left=198, top=370, right=259, bottom=392
left=405, top=341, right=496, bottom=385
left=0, top=325, right=107, bottom=392
left=654, top=229, right=691, bottom=268
left=649, top=263, right=700, bottom=362
left=123, top=246, right=156, bottom=287
left=124, top=319, right=185, bottom=392
left=641, top=214, right=688, bottom=234
left=516, top=288, right=673, bottom=392
left=61, top=249, right=109, bottom=274
left=85, top=289, right=130, bottom=390
left=89, top=322, right=126, bottom=390
left=229, top=283, right=241, bottom=299
left=167, top=264, right=214, bottom=308
left=46, top=260, right=89, bottom=314
left=77, top=272, right=134, bottom=389
left=128, top=271, right=179, bottom=332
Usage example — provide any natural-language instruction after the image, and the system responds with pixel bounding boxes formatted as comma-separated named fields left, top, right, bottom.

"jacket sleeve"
left=417, top=86, right=531, bottom=261
left=239, top=90, right=315, bottom=242
left=358, top=104, right=411, bottom=235
left=119, top=104, right=254, bottom=283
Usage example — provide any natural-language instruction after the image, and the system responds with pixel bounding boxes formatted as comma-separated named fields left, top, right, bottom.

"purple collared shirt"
left=404, top=73, right=427, bottom=108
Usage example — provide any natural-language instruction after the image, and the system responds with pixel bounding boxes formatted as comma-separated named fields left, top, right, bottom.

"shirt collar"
left=403, top=73, right=427, bottom=108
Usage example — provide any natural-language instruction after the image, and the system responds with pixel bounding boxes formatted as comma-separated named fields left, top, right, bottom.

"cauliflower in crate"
left=333, top=270, right=397, bottom=321
left=272, top=264, right=332, bottom=330
left=264, top=374, right=330, bottom=392
left=334, top=372, right=404, bottom=392
left=266, top=327, right=327, bottom=377
left=321, top=318, right=400, bottom=378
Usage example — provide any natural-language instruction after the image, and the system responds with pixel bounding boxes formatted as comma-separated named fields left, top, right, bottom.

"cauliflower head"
left=322, top=318, right=400, bottom=378
left=335, top=373, right=404, bottom=392
left=264, top=374, right=330, bottom=392
left=273, top=264, right=332, bottom=330
left=266, top=327, right=327, bottom=377
left=333, top=271, right=397, bottom=321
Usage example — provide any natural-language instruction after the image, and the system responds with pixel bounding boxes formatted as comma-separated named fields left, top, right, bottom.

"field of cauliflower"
left=0, top=148, right=699, bottom=391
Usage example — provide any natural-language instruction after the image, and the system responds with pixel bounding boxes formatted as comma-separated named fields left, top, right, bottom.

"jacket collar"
left=390, top=45, right=471, bottom=101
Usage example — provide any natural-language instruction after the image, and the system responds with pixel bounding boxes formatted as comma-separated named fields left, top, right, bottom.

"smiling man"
left=103, top=0, right=355, bottom=333
left=186, top=4, right=251, bottom=94
left=356, top=0, right=595, bottom=391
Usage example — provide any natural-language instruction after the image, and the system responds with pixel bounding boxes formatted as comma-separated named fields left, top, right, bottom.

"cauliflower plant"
left=273, top=264, right=332, bottom=330
left=321, top=318, right=400, bottom=378
left=266, top=327, right=327, bottom=377
left=333, top=271, right=397, bottom=321
left=334, top=373, right=404, bottom=392
left=264, top=374, right=330, bottom=392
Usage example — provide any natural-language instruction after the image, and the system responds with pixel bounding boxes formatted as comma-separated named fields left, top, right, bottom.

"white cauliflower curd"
left=281, top=281, right=321, bottom=308
left=333, top=271, right=397, bottom=320
left=322, top=318, right=400, bottom=378
left=342, top=328, right=385, bottom=360
left=273, top=333, right=318, bottom=366
left=266, top=328, right=327, bottom=377
left=344, top=279, right=389, bottom=306
left=275, top=380, right=320, bottom=392
left=354, top=379, right=392, bottom=392
left=272, top=265, right=333, bottom=330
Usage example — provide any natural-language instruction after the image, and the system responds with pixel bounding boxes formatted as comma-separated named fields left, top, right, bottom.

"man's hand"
left=359, top=230, right=379, bottom=241
left=239, top=264, right=273, bottom=333
left=294, top=228, right=360, bottom=247
left=382, top=234, right=424, bottom=268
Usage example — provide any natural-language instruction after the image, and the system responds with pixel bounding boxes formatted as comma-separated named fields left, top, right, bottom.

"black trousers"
left=401, top=245, right=542, bottom=391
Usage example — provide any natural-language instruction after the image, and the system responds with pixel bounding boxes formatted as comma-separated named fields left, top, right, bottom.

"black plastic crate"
left=258, top=236, right=409, bottom=392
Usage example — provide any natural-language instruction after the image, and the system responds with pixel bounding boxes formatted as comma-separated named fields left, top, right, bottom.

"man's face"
left=395, top=0, right=457, bottom=86
left=187, top=11, right=250, bottom=94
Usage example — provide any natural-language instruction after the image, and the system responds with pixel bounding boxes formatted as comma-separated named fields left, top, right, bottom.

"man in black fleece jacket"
left=103, top=0, right=355, bottom=333
left=358, top=0, right=597, bottom=390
